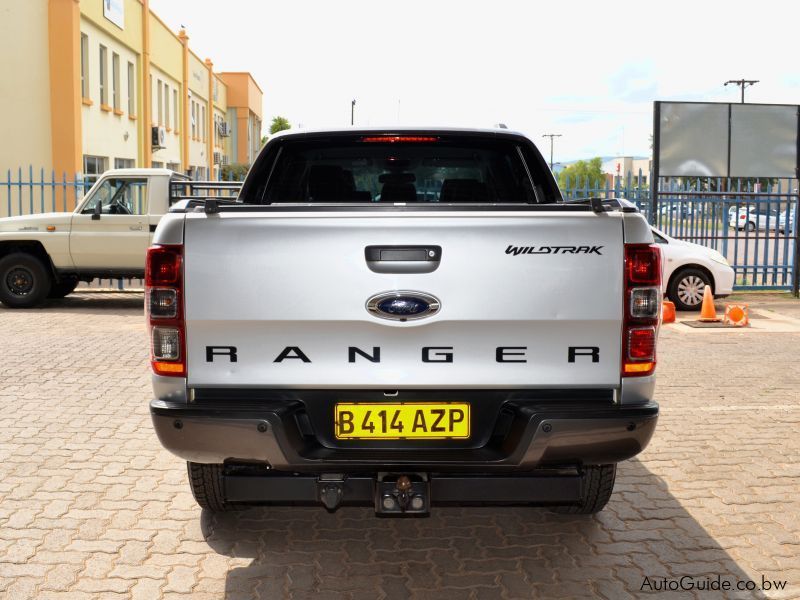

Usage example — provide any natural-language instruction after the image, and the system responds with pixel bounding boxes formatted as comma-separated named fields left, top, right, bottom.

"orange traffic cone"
left=698, top=285, right=721, bottom=322
left=662, top=300, right=676, bottom=323
left=724, top=304, right=749, bottom=327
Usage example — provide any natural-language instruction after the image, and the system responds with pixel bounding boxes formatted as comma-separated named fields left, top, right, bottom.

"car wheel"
left=669, top=267, right=711, bottom=311
left=745, top=221, right=755, bottom=232
left=187, top=462, right=240, bottom=512
left=552, top=464, right=616, bottom=515
left=0, top=252, right=52, bottom=308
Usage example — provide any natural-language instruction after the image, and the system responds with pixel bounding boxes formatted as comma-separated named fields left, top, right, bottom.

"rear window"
left=244, top=135, right=548, bottom=205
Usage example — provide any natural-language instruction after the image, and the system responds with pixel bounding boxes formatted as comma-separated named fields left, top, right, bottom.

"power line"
left=542, top=134, right=562, bottom=170
left=724, top=79, right=759, bottom=103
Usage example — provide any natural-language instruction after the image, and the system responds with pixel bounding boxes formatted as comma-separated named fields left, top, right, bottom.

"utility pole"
left=724, top=79, right=759, bottom=103
left=542, top=134, right=562, bottom=170
left=351, top=99, right=356, bottom=126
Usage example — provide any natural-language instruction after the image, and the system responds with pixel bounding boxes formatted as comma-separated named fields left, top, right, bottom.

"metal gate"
left=559, top=173, right=799, bottom=294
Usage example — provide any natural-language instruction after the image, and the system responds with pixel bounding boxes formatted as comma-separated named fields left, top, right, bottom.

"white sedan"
left=651, top=227, right=735, bottom=311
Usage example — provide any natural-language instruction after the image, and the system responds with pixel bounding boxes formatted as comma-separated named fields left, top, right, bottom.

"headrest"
left=379, top=172, right=416, bottom=184
left=440, top=179, right=489, bottom=203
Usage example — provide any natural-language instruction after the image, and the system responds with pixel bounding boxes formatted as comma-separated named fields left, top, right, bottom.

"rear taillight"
left=146, top=245, right=185, bottom=377
left=622, top=244, right=661, bottom=377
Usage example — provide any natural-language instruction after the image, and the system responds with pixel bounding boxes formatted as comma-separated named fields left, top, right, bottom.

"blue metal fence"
left=2, top=168, right=89, bottom=217
left=2, top=166, right=798, bottom=292
left=559, top=172, right=799, bottom=292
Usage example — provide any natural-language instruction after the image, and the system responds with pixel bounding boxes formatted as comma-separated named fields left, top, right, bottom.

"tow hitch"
left=375, top=474, right=429, bottom=515
left=222, top=470, right=583, bottom=512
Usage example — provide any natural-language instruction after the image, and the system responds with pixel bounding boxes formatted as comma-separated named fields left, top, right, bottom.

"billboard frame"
left=652, top=100, right=800, bottom=211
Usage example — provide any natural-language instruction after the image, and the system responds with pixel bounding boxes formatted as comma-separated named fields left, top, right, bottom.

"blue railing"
left=2, top=167, right=89, bottom=217
left=2, top=166, right=797, bottom=292
left=559, top=172, right=799, bottom=291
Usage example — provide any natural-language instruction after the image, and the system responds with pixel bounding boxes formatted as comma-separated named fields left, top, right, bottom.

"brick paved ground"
left=0, top=292, right=798, bottom=599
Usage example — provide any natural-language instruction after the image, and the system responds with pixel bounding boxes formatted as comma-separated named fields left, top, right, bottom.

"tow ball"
left=376, top=474, right=429, bottom=515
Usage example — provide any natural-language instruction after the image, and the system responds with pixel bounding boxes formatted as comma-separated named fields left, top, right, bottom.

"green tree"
left=558, top=157, right=606, bottom=190
left=220, top=162, right=249, bottom=181
left=269, top=116, right=291, bottom=135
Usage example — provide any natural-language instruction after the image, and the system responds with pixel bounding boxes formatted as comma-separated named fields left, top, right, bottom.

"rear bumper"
left=150, top=395, right=658, bottom=472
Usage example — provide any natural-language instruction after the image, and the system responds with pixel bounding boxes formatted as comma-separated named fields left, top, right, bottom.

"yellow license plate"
left=334, top=403, right=470, bottom=440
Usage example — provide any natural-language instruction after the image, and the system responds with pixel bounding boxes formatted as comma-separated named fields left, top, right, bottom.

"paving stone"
left=0, top=292, right=798, bottom=599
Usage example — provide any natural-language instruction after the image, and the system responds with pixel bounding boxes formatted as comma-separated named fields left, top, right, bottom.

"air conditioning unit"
left=220, top=154, right=230, bottom=166
left=218, top=121, right=231, bottom=137
left=213, top=151, right=221, bottom=165
left=151, top=126, right=167, bottom=150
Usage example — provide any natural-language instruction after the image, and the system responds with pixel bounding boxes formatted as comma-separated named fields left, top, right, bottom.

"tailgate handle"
left=365, top=245, right=441, bottom=274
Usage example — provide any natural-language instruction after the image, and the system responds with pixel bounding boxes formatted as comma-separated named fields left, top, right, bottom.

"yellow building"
left=0, top=0, right=263, bottom=197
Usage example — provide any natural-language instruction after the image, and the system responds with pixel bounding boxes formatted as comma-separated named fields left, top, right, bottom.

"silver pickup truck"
left=147, top=128, right=661, bottom=516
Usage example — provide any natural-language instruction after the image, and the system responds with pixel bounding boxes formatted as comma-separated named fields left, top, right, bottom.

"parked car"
left=651, top=226, right=734, bottom=311
left=729, top=206, right=781, bottom=232
left=658, top=203, right=698, bottom=219
left=0, top=169, right=239, bottom=308
left=779, top=209, right=795, bottom=234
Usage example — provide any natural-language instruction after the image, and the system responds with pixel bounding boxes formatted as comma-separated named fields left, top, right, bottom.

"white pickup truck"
left=147, top=128, right=662, bottom=516
left=0, top=169, right=238, bottom=308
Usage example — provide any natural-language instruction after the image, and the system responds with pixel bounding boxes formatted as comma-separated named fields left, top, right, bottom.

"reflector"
left=627, top=327, right=656, bottom=360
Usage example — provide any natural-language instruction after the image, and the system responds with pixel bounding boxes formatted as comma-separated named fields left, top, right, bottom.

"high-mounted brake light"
left=360, top=136, right=439, bottom=143
left=146, top=245, right=185, bottom=377
left=622, top=244, right=661, bottom=377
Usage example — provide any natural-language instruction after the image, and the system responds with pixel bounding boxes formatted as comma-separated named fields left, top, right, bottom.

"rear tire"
left=187, top=462, right=234, bottom=512
left=745, top=221, right=755, bottom=232
left=668, top=267, right=711, bottom=312
left=552, top=464, right=616, bottom=515
left=0, top=252, right=52, bottom=308
left=48, top=278, right=79, bottom=299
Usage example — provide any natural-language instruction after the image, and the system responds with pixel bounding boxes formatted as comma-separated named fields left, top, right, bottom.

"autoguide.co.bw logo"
left=640, top=574, right=788, bottom=593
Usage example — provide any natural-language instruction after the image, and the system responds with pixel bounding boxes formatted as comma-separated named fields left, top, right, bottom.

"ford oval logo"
left=366, top=291, right=441, bottom=321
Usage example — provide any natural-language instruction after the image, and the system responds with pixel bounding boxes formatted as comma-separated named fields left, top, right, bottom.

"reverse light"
left=146, top=245, right=185, bottom=377
left=622, top=244, right=661, bottom=377
left=147, top=288, right=178, bottom=319
left=630, top=287, right=660, bottom=319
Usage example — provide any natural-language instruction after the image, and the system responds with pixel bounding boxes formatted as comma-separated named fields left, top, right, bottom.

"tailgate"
left=183, top=211, right=623, bottom=388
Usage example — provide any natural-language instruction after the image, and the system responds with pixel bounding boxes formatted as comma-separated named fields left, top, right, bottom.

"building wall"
left=0, top=1, right=53, bottom=173
left=149, top=11, right=183, bottom=170
left=187, top=51, right=210, bottom=176
left=80, top=17, right=141, bottom=171
left=80, top=0, right=143, bottom=57
left=0, top=0, right=262, bottom=200
left=220, top=72, right=263, bottom=166
left=149, top=63, right=182, bottom=168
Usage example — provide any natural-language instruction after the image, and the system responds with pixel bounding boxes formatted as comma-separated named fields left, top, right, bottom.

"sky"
left=149, top=0, right=800, bottom=163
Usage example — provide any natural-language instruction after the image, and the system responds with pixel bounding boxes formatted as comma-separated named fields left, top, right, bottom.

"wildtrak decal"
left=505, top=245, right=603, bottom=255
